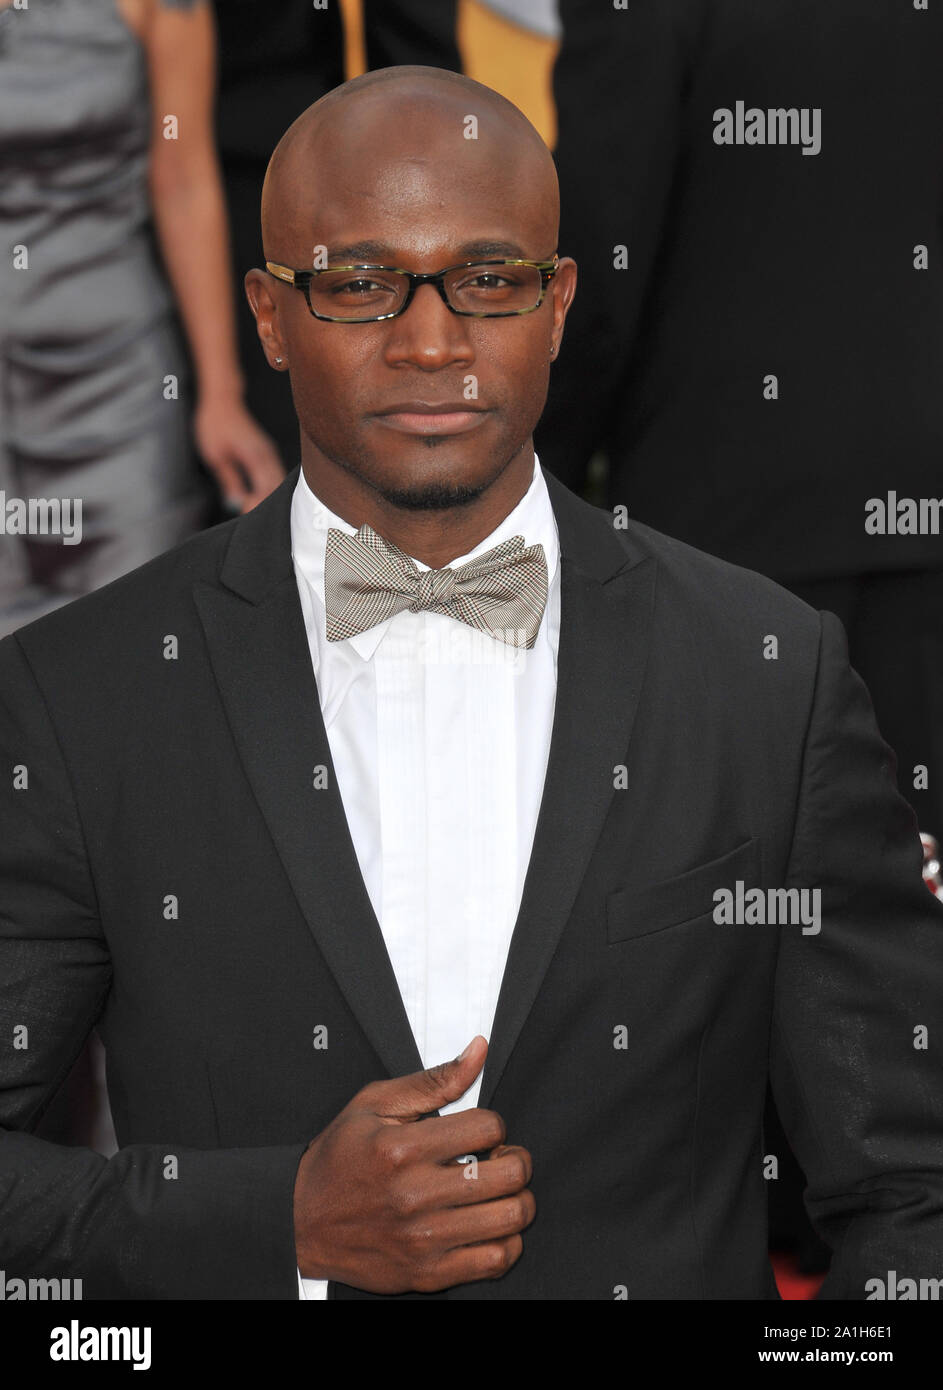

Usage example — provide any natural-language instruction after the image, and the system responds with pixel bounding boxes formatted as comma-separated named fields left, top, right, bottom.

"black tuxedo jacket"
left=1, top=464, right=942, bottom=1299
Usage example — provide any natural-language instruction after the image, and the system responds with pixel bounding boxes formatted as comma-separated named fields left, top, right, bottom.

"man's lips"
left=372, top=402, right=491, bottom=436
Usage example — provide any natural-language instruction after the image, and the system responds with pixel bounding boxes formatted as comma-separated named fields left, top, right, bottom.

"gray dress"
left=0, top=0, right=212, bottom=638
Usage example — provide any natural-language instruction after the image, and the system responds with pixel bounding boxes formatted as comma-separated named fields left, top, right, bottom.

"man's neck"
left=300, top=443, right=536, bottom=569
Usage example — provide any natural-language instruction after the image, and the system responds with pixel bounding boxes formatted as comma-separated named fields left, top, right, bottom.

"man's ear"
left=244, top=268, right=289, bottom=371
left=550, top=256, right=577, bottom=354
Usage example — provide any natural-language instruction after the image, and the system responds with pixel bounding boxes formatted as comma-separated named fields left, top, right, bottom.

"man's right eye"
left=331, top=277, right=396, bottom=296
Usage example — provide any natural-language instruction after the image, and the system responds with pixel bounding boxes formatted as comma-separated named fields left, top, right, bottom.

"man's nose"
left=384, top=282, right=473, bottom=367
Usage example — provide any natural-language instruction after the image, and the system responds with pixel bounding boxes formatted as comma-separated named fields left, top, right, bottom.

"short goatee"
left=376, top=479, right=487, bottom=511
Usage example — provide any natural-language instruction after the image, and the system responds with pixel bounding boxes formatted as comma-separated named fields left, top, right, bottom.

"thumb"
left=373, top=1036, right=488, bottom=1122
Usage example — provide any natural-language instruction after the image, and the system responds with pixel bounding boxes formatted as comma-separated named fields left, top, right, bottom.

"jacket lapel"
left=193, top=462, right=657, bottom=1108
left=193, top=467, right=424, bottom=1084
left=477, top=467, right=657, bottom=1107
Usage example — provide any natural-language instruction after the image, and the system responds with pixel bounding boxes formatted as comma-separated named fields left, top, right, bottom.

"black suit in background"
left=362, top=0, right=462, bottom=70
left=211, top=1, right=462, bottom=480
left=541, top=0, right=943, bottom=577
left=1, top=464, right=942, bottom=1298
left=540, top=0, right=943, bottom=830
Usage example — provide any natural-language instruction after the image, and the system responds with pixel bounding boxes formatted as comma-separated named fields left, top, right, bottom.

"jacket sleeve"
left=769, top=609, right=943, bottom=1299
left=0, top=633, right=307, bottom=1299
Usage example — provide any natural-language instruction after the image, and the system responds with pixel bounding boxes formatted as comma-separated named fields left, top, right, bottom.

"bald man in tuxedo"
left=2, top=67, right=942, bottom=1300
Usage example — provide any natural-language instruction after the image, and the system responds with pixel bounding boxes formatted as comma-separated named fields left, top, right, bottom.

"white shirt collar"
left=290, top=450, right=560, bottom=668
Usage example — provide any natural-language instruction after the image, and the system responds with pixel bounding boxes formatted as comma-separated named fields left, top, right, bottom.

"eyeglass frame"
left=264, top=254, right=560, bottom=322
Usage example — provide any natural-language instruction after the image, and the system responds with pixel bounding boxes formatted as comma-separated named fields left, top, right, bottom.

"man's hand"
left=293, top=1036, right=535, bottom=1293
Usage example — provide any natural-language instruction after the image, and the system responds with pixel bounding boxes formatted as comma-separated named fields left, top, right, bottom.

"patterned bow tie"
left=323, top=522, right=549, bottom=649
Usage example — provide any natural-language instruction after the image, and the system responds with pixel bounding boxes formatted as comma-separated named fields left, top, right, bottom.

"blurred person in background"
left=0, top=0, right=284, bottom=644
left=0, top=0, right=284, bottom=1155
left=538, top=0, right=943, bottom=848
left=212, top=0, right=463, bottom=469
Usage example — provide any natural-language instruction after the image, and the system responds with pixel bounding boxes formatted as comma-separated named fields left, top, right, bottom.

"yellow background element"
left=337, top=0, right=559, bottom=149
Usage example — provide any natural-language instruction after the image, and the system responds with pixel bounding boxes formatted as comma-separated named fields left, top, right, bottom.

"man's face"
left=256, top=100, right=575, bottom=510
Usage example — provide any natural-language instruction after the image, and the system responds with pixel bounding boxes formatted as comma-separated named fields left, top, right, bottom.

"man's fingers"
left=359, top=1036, right=488, bottom=1121
left=379, top=1145, right=531, bottom=1224
left=382, top=1106, right=506, bottom=1163
left=366, top=1107, right=507, bottom=1178
left=432, top=1189, right=537, bottom=1250
left=421, top=1145, right=533, bottom=1209
left=418, top=1235, right=525, bottom=1291
left=487, top=1143, right=533, bottom=1186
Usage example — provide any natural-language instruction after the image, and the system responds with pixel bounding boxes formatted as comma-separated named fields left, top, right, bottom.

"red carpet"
left=771, top=1252, right=826, bottom=1300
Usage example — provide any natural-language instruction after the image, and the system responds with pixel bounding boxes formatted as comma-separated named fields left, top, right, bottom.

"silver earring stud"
left=274, top=356, right=284, bottom=365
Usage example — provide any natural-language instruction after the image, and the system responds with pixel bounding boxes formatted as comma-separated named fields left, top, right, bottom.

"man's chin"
left=366, top=441, right=500, bottom=512
left=316, top=427, right=523, bottom=512
left=372, top=476, right=489, bottom=512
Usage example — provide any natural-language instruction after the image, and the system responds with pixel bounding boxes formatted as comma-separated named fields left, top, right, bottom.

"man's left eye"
left=344, top=279, right=384, bottom=294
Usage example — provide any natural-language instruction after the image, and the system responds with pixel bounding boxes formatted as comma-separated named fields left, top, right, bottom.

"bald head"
left=260, top=66, right=559, bottom=266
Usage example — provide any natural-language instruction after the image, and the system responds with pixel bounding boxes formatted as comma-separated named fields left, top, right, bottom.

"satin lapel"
left=193, top=467, right=424, bottom=1083
left=476, top=467, right=658, bottom=1109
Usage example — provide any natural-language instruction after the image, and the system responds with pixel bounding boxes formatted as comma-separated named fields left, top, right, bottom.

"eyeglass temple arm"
left=265, top=262, right=298, bottom=284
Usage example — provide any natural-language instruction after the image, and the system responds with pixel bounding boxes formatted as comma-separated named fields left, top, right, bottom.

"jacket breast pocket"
left=606, top=837, right=760, bottom=943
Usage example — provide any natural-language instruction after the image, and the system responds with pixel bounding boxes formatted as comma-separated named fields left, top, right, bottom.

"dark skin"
left=294, top=1038, right=537, bottom=1291
left=245, top=68, right=577, bottom=569
left=245, top=68, right=576, bottom=1292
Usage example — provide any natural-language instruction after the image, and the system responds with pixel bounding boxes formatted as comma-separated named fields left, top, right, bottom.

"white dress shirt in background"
left=289, top=451, right=561, bottom=1299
